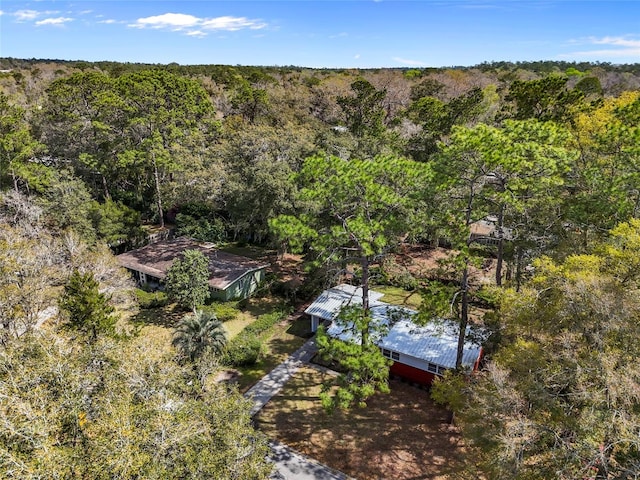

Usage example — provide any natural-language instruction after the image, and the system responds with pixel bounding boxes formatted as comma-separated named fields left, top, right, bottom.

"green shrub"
left=475, top=286, right=500, bottom=308
left=369, top=265, right=390, bottom=285
left=384, top=270, right=418, bottom=291
left=220, top=308, right=290, bottom=367
left=135, top=289, right=168, bottom=309
left=200, top=302, right=240, bottom=322
left=243, top=309, right=290, bottom=336
left=223, top=334, right=262, bottom=366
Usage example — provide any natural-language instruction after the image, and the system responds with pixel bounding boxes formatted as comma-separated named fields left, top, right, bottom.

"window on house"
left=437, top=366, right=447, bottom=375
left=381, top=349, right=399, bottom=361
left=427, top=363, right=438, bottom=373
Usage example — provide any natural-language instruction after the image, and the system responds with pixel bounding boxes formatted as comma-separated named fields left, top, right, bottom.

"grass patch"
left=131, top=302, right=186, bottom=329
left=243, top=296, right=284, bottom=317
left=131, top=292, right=310, bottom=393
left=222, top=311, right=257, bottom=339
left=133, top=324, right=174, bottom=356
left=234, top=314, right=310, bottom=392
left=255, top=366, right=463, bottom=480
left=372, top=285, right=422, bottom=310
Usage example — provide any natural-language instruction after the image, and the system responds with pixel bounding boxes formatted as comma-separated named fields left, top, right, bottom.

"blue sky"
left=1, top=1, right=639, bottom=68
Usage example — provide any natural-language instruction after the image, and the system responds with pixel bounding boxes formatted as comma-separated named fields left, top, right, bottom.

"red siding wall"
left=390, top=362, right=437, bottom=386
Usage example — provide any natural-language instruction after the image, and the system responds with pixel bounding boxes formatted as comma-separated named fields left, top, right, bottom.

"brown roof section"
left=116, top=237, right=269, bottom=290
left=469, top=220, right=495, bottom=238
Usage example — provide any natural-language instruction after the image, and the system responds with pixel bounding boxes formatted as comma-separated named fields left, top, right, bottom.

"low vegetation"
left=233, top=314, right=310, bottom=392
left=372, top=284, right=422, bottom=310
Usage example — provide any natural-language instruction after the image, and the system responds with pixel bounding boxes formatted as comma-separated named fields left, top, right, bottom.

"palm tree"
left=172, top=310, right=227, bottom=362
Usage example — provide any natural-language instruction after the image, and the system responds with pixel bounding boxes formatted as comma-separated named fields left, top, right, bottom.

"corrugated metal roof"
left=380, top=318, right=482, bottom=370
left=317, top=287, right=483, bottom=371
left=304, top=284, right=385, bottom=321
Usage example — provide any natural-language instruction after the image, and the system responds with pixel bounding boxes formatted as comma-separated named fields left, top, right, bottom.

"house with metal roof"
left=305, top=284, right=385, bottom=333
left=306, top=285, right=483, bottom=385
left=116, top=237, right=268, bottom=301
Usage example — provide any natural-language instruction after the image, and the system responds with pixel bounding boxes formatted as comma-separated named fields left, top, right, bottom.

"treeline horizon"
left=3, top=56, right=640, bottom=72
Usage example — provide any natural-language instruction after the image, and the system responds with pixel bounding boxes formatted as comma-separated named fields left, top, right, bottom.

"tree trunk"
left=360, top=256, right=370, bottom=348
left=515, top=245, right=524, bottom=292
left=457, top=182, right=474, bottom=370
left=11, top=165, right=19, bottom=193
left=495, top=204, right=505, bottom=286
left=102, top=174, right=111, bottom=200
left=152, top=152, right=164, bottom=228
left=455, top=262, right=469, bottom=370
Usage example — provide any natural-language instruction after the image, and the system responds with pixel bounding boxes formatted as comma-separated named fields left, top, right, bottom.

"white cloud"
left=393, top=57, right=427, bottom=66
left=129, top=12, right=267, bottom=36
left=565, top=36, right=640, bottom=59
left=202, top=16, right=265, bottom=31
left=0, top=11, right=4, bottom=17
left=35, top=17, right=73, bottom=26
left=98, top=19, right=117, bottom=24
left=591, top=36, right=640, bottom=48
left=186, top=30, right=206, bottom=38
left=131, top=13, right=200, bottom=29
left=13, top=8, right=60, bottom=22
left=14, top=9, right=41, bottom=21
left=569, top=48, right=640, bottom=59
left=354, top=54, right=361, bottom=59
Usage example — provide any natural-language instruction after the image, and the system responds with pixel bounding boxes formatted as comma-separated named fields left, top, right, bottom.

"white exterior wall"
left=392, top=351, right=447, bottom=376
left=311, top=315, right=321, bottom=333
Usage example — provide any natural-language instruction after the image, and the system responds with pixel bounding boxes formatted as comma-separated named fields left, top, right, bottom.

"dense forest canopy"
left=2, top=57, right=640, bottom=478
left=3, top=57, right=639, bottom=242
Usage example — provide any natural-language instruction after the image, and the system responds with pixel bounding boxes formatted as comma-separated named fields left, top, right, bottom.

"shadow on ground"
left=257, top=369, right=464, bottom=480
left=132, top=304, right=186, bottom=329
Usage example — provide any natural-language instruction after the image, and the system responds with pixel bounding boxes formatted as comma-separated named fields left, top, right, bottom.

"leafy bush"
left=394, top=271, right=419, bottom=291
left=223, top=334, right=262, bottom=366
left=380, top=269, right=419, bottom=291
left=221, top=308, right=290, bottom=367
left=200, top=302, right=240, bottom=323
left=243, top=308, right=290, bottom=336
left=135, top=289, right=168, bottom=309
left=369, top=265, right=390, bottom=285
left=474, top=285, right=500, bottom=308
left=178, top=202, right=212, bottom=218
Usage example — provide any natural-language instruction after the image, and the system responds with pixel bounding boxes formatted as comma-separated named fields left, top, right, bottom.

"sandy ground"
left=256, top=367, right=465, bottom=480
